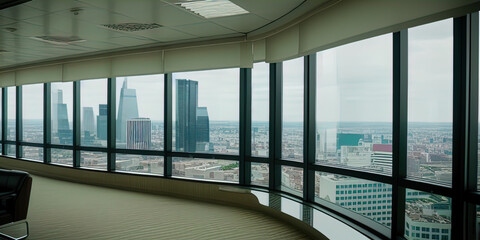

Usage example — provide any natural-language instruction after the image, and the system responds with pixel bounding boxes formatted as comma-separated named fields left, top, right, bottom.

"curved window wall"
left=1, top=12, right=479, bottom=240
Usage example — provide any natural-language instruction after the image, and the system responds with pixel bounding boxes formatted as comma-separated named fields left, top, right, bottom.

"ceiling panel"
left=0, top=4, right=46, bottom=20
left=174, top=22, right=238, bottom=38
left=209, top=13, right=270, bottom=33
left=25, top=0, right=90, bottom=13
left=231, top=0, right=304, bottom=21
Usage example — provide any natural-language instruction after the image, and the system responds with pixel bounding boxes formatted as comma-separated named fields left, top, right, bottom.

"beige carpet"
left=18, top=175, right=311, bottom=239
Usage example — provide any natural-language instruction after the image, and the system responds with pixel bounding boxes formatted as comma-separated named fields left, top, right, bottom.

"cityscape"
left=6, top=78, right=468, bottom=240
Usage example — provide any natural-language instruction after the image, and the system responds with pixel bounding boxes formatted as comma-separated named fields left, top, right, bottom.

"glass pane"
left=116, top=75, right=164, bottom=150
left=172, top=69, right=239, bottom=154
left=22, top=146, right=43, bottom=161
left=316, top=34, right=393, bottom=175
left=22, top=84, right=43, bottom=143
left=408, top=19, right=453, bottom=183
left=251, top=162, right=269, bottom=187
left=315, top=172, right=392, bottom=227
left=51, top=82, right=73, bottom=145
left=80, top=79, right=107, bottom=147
left=51, top=148, right=72, bottom=166
left=252, top=62, right=269, bottom=157
left=7, top=87, right=15, bottom=141
left=172, top=157, right=239, bottom=183
left=6, top=144, right=15, bottom=157
left=116, top=154, right=164, bottom=175
left=282, top=58, right=303, bottom=162
left=404, top=190, right=451, bottom=240
left=281, top=166, right=303, bottom=196
left=80, top=151, right=107, bottom=170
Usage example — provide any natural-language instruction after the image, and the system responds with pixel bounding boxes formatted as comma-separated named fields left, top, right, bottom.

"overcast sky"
left=11, top=18, right=456, bottom=123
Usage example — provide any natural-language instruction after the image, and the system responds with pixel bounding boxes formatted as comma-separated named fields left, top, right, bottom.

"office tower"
left=51, top=89, right=71, bottom=144
left=117, top=78, right=139, bottom=142
left=51, top=89, right=59, bottom=133
left=97, top=104, right=108, bottom=140
left=336, top=133, right=369, bottom=150
left=82, top=107, right=95, bottom=134
left=126, top=118, right=151, bottom=150
left=371, top=144, right=393, bottom=173
left=176, top=79, right=198, bottom=152
left=196, top=107, right=209, bottom=142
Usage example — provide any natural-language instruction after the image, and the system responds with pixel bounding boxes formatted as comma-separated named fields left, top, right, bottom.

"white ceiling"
left=0, top=0, right=326, bottom=70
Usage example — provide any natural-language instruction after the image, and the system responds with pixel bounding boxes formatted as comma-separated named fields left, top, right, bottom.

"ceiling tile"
left=209, top=13, right=270, bottom=33
left=0, top=4, right=46, bottom=20
left=131, top=27, right=196, bottom=42
left=173, top=22, right=238, bottom=37
left=231, top=0, right=304, bottom=21
left=25, top=0, right=90, bottom=14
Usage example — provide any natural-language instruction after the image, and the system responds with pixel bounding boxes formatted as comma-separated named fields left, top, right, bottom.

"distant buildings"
left=117, top=79, right=139, bottom=143
left=97, top=104, right=107, bottom=140
left=126, top=118, right=151, bottom=150
left=82, top=107, right=95, bottom=135
left=53, top=89, right=71, bottom=144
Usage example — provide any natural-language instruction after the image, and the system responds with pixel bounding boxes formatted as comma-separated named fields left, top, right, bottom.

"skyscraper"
left=196, top=107, right=209, bottom=142
left=97, top=104, right=108, bottom=140
left=117, top=78, right=139, bottom=142
left=126, top=118, right=151, bottom=150
left=176, top=79, right=198, bottom=152
left=57, top=92, right=71, bottom=144
left=82, top=107, right=95, bottom=134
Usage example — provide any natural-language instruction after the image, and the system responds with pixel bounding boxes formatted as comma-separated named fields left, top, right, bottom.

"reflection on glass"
left=116, top=75, right=164, bottom=150
left=80, top=79, right=107, bottom=147
left=281, top=166, right=303, bottom=195
left=316, top=34, right=393, bottom=175
left=22, top=146, right=43, bottom=161
left=116, top=154, right=163, bottom=175
left=251, top=162, right=268, bottom=187
left=51, top=82, right=73, bottom=145
left=408, top=19, right=453, bottom=183
left=281, top=197, right=301, bottom=219
left=172, top=157, right=239, bottom=183
left=6, top=144, right=15, bottom=157
left=282, top=58, right=303, bottom=162
left=22, top=84, right=43, bottom=143
left=252, top=62, right=269, bottom=157
left=80, top=151, right=107, bottom=170
left=51, top=148, right=72, bottom=166
left=7, top=87, right=15, bottom=141
left=404, top=190, right=451, bottom=240
left=172, top=69, right=239, bottom=155
left=315, top=172, right=392, bottom=227
left=312, top=209, right=370, bottom=240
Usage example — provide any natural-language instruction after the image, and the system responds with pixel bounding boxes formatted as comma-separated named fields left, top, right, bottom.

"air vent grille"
left=101, top=23, right=162, bottom=32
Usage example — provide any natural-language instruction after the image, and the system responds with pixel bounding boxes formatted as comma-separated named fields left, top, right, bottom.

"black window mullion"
left=392, top=29, right=408, bottom=239
left=44, top=83, right=51, bottom=163
left=16, top=85, right=22, bottom=158
left=304, top=54, right=316, bottom=202
left=73, top=81, right=80, bottom=167
left=107, top=78, right=116, bottom=172
left=164, top=73, right=172, bottom=177
left=240, top=68, right=252, bottom=186
left=269, top=62, right=282, bottom=190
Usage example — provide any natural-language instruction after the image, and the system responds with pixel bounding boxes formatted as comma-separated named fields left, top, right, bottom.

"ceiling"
left=0, top=0, right=326, bottom=70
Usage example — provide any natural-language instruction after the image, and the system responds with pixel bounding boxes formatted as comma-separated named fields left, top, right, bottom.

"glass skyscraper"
left=117, top=79, right=139, bottom=143
left=176, top=79, right=198, bottom=152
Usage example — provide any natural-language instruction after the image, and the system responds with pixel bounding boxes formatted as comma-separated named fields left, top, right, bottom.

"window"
left=80, top=79, right=107, bottom=147
left=281, top=166, right=303, bottom=196
left=116, top=154, right=163, bottom=175
left=282, top=57, right=303, bottom=162
left=22, top=84, right=43, bottom=143
left=51, top=82, right=73, bottom=145
left=316, top=34, right=392, bottom=174
left=251, top=162, right=268, bottom=187
left=51, top=148, right=72, bottom=166
left=408, top=19, right=453, bottom=183
left=172, top=69, right=239, bottom=154
left=22, top=146, right=43, bottom=161
left=80, top=151, right=107, bottom=170
left=172, top=157, right=239, bottom=183
left=116, top=75, right=164, bottom=150
left=7, top=87, right=15, bottom=141
left=251, top=62, right=269, bottom=157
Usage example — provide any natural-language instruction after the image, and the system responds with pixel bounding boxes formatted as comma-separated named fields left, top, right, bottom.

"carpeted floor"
left=16, top=175, right=311, bottom=239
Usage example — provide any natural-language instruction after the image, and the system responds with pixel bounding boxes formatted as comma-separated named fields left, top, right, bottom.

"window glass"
left=281, top=166, right=303, bottom=196
left=22, top=84, right=43, bottom=143
left=51, top=148, right=72, bottom=166
left=116, top=154, right=164, bottom=175
left=316, top=34, right=393, bottom=174
left=172, top=69, right=239, bottom=154
left=22, top=146, right=43, bottom=161
left=6, top=144, right=15, bottom=157
left=172, top=157, right=239, bottom=183
left=404, top=190, right=451, bottom=240
left=116, top=75, right=164, bottom=150
left=80, top=151, right=107, bottom=170
left=315, top=172, right=392, bottom=227
left=252, top=62, right=269, bottom=157
left=282, top=57, right=304, bottom=162
left=408, top=19, right=453, bottom=183
left=51, top=82, right=73, bottom=145
left=7, top=87, right=15, bottom=141
left=251, top=162, right=268, bottom=187
left=80, top=79, right=107, bottom=147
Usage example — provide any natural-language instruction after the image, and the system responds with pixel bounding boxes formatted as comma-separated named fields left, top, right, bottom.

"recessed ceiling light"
left=100, top=23, right=162, bottom=32
left=177, top=0, right=249, bottom=19
left=31, top=36, right=85, bottom=45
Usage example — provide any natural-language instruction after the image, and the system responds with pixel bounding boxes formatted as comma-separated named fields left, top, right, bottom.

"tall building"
left=97, top=104, right=108, bottom=140
left=176, top=79, right=198, bottom=152
left=117, top=78, right=139, bottom=142
left=126, top=118, right=151, bottom=150
left=196, top=107, right=210, bottom=151
left=371, top=144, right=393, bottom=173
left=52, top=89, right=71, bottom=144
left=82, top=107, right=95, bottom=134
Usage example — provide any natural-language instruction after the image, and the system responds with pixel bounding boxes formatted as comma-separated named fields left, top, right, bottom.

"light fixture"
left=30, top=36, right=85, bottom=45
left=176, top=0, right=248, bottom=19
left=100, top=23, right=162, bottom=32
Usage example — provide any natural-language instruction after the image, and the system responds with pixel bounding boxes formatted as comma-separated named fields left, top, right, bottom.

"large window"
left=282, top=57, right=303, bottom=162
left=315, top=34, right=393, bottom=174
left=172, top=157, right=239, bottom=183
left=116, top=75, right=164, bottom=150
left=22, top=84, right=43, bottom=143
left=80, top=79, right=107, bottom=147
left=172, top=69, right=239, bottom=154
left=252, top=62, right=269, bottom=157
left=7, top=87, right=15, bottom=141
left=116, top=154, right=163, bottom=175
left=51, top=82, right=73, bottom=145
left=408, top=19, right=453, bottom=184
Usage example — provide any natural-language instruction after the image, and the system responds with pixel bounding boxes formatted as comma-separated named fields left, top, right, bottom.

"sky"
left=9, top=18, right=457, bottom=123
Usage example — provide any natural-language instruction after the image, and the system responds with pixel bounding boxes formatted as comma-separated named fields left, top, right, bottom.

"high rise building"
left=126, top=118, right=151, bottom=150
left=97, top=104, right=108, bottom=140
left=117, top=78, right=139, bottom=142
left=82, top=107, right=95, bottom=134
left=176, top=79, right=198, bottom=152
left=52, top=89, right=71, bottom=144
left=371, top=144, right=393, bottom=173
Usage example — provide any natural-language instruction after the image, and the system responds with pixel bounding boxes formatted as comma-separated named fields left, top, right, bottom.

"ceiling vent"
left=100, top=23, right=162, bottom=32
left=176, top=0, right=248, bottom=19
left=31, top=36, right=85, bottom=45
